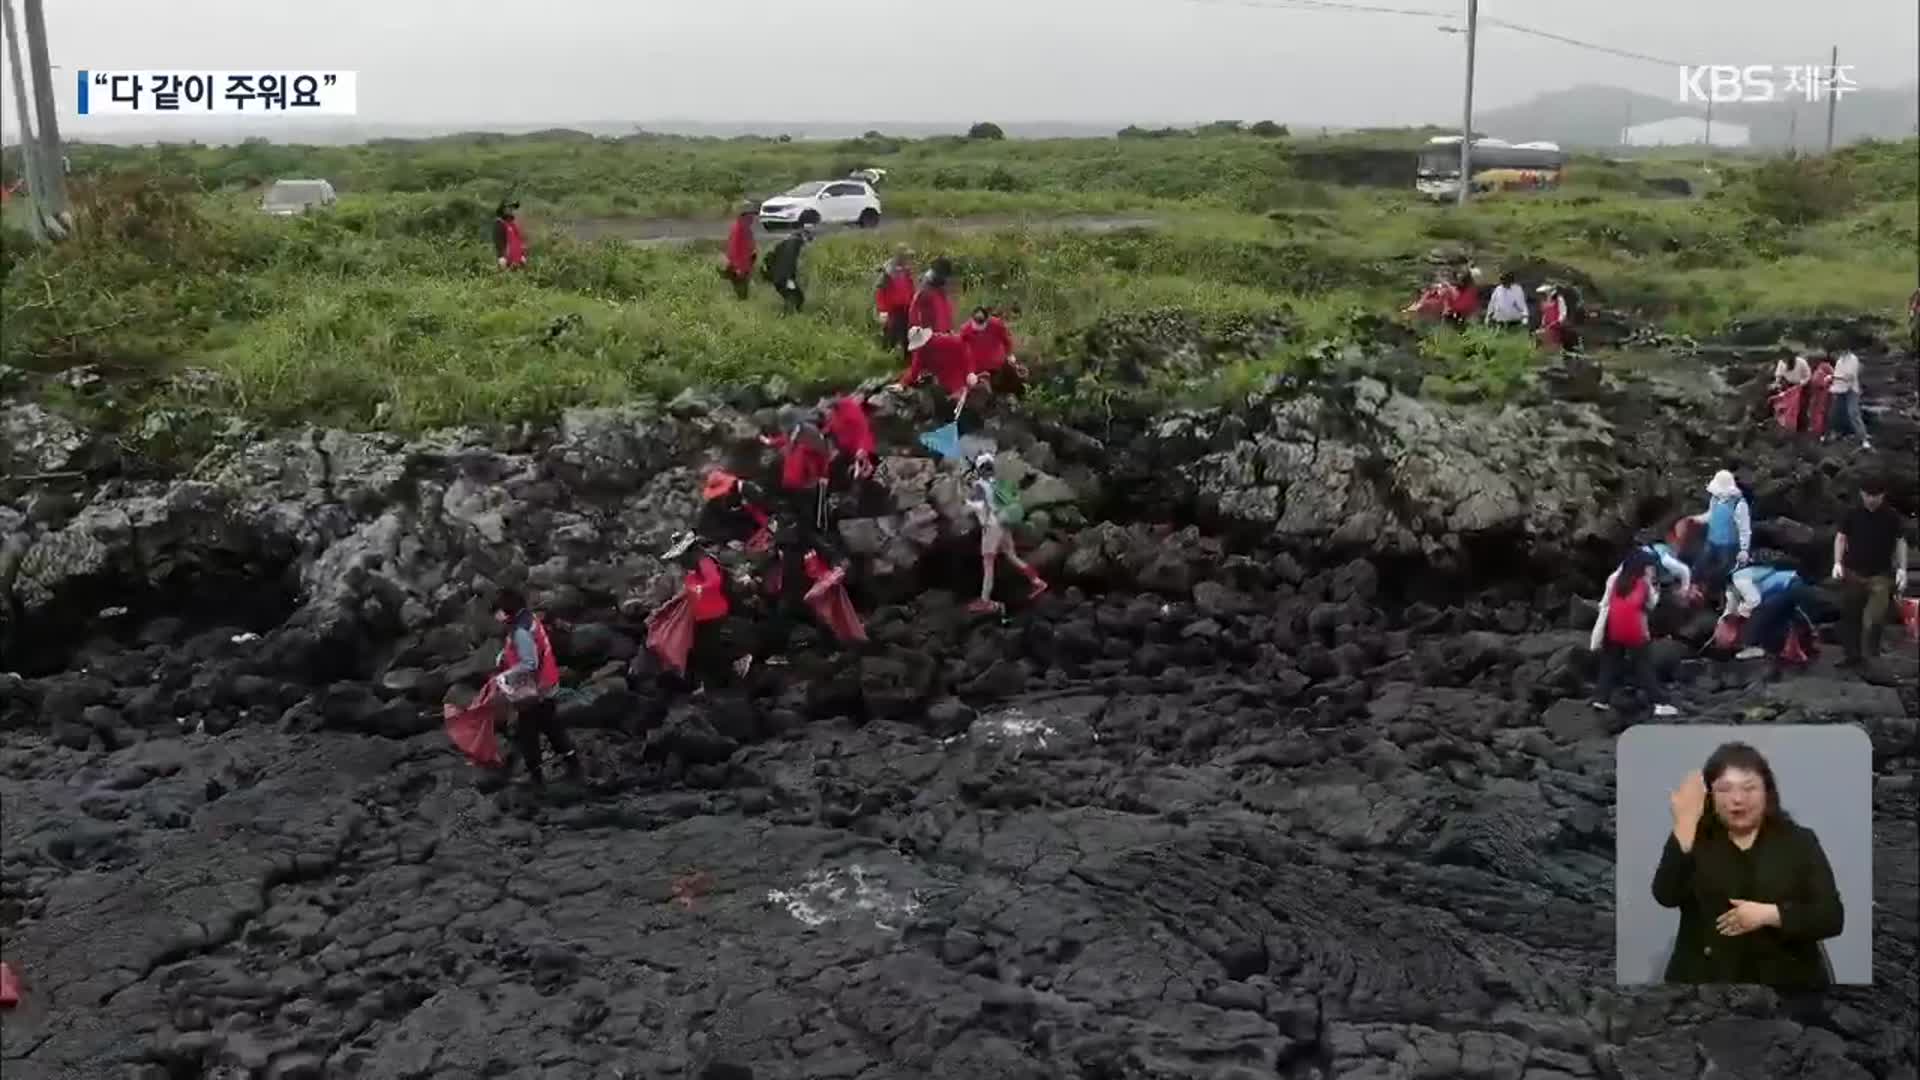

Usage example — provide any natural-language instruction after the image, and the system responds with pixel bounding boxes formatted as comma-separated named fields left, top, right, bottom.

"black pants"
left=776, top=281, right=805, bottom=312
left=727, top=269, right=750, bottom=300
left=1746, top=588, right=1807, bottom=654
left=1838, top=573, right=1895, bottom=662
left=1594, top=643, right=1661, bottom=705
left=688, top=615, right=750, bottom=688
left=510, top=698, right=577, bottom=783
left=882, top=310, right=908, bottom=354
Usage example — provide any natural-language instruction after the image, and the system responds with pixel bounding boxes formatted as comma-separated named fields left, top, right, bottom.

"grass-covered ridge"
left=1, top=133, right=1913, bottom=444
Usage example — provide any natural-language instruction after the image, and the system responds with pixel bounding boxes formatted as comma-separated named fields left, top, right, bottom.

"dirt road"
left=561, top=214, right=1160, bottom=247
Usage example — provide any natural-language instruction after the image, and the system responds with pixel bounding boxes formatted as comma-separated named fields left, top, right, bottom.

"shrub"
left=1743, top=155, right=1858, bottom=226
left=967, top=122, right=1006, bottom=141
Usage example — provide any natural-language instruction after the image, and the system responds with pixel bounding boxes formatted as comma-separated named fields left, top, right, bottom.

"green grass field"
left=1, top=131, right=1913, bottom=449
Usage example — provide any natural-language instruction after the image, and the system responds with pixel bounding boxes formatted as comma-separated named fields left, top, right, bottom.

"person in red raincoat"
left=910, top=257, right=955, bottom=333
left=899, top=325, right=977, bottom=404
left=1403, top=277, right=1454, bottom=322
left=723, top=200, right=758, bottom=300
left=493, top=201, right=527, bottom=270
left=821, top=395, right=877, bottom=481
left=961, top=306, right=1028, bottom=395
left=1802, top=359, right=1834, bottom=438
left=875, top=246, right=916, bottom=356
left=699, top=468, right=774, bottom=550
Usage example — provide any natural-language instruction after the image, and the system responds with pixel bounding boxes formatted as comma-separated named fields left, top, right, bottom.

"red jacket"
left=822, top=396, right=876, bottom=458
left=876, top=269, right=914, bottom=317
left=1605, top=575, right=1651, bottom=648
left=503, top=218, right=527, bottom=267
left=900, top=333, right=974, bottom=396
left=779, top=438, right=833, bottom=491
left=499, top=614, right=561, bottom=691
left=960, top=318, right=1017, bottom=373
left=910, top=284, right=953, bottom=333
left=685, top=556, right=729, bottom=622
left=1447, top=284, right=1478, bottom=318
left=726, top=215, right=756, bottom=276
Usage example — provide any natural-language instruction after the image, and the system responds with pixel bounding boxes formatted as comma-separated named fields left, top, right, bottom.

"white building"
left=1621, top=116, right=1751, bottom=148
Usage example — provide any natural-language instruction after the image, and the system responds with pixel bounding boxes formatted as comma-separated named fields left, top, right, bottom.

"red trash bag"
left=1780, top=625, right=1811, bottom=666
left=1711, top=615, right=1745, bottom=651
left=1, top=961, right=22, bottom=1008
left=1770, top=385, right=1804, bottom=431
left=1901, top=597, right=1920, bottom=640
left=805, top=575, right=868, bottom=644
left=646, top=593, right=696, bottom=675
left=443, top=682, right=505, bottom=768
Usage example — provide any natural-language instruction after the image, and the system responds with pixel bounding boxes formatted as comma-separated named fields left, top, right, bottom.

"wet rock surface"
left=2, top=351, right=1918, bottom=1078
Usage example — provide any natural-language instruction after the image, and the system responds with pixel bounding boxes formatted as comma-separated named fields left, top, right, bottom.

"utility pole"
left=1622, top=93, right=1632, bottom=146
left=1823, top=45, right=1839, bottom=153
left=20, top=0, right=69, bottom=236
left=2, top=0, right=45, bottom=240
left=1787, top=109, right=1797, bottom=153
left=1456, top=0, right=1477, bottom=206
left=1705, top=95, right=1713, bottom=148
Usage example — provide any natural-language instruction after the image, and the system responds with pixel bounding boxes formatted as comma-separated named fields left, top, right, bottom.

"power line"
left=1481, top=17, right=1692, bottom=69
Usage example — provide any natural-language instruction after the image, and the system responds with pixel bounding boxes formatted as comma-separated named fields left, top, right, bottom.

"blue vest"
left=1705, top=497, right=1740, bottom=547
left=1737, top=567, right=1798, bottom=599
left=1642, top=544, right=1681, bottom=583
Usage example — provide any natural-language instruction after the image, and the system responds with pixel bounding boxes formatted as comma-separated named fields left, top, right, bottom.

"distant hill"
left=1478, top=82, right=1920, bottom=149
left=48, top=119, right=1181, bottom=148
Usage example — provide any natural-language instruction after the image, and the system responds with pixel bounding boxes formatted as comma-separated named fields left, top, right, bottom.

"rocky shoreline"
left=2, top=338, right=1917, bottom=1078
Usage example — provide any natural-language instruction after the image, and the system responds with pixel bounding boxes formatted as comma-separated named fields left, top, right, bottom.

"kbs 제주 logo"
left=76, top=71, right=358, bottom=116
left=1676, top=64, right=1858, bottom=105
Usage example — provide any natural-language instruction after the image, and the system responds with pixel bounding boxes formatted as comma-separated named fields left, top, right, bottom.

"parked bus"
left=1416, top=136, right=1567, bottom=199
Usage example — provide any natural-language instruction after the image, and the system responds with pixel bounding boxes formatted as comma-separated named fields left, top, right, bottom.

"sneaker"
left=1734, top=646, right=1765, bottom=661
left=1590, top=700, right=1611, bottom=711
left=1652, top=704, right=1679, bottom=718
left=966, top=598, right=1003, bottom=614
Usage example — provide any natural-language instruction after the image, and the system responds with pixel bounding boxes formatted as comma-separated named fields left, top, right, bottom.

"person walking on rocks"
left=1589, top=548, right=1679, bottom=717
left=899, top=325, right=978, bottom=408
left=1535, top=284, right=1569, bottom=350
left=1639, top=534, right=1697, bottom=607
left=875, top=246, right=916, bottom=356
left=1831, top=475, right=1909, bottom=673
left=723, top=200, right=758, bottom=300
left=766, top=223, right=813, bottom=313
left=965, top=454, right=1047, bottom=614
left=1822, top=344, right=1870, bottom=451
left=961, top=305, right=1029, bottom=396
left=1687, top=470, right=1752, bottom=593
left=664, top=533, right=755, bottom=690
left=489, top=588, right=580, bottom=786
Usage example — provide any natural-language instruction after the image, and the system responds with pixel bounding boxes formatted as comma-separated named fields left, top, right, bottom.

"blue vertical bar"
left=76, top=69, right=88, bottom=114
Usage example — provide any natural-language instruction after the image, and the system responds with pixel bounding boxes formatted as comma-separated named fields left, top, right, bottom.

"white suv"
left=757, top=179, right=882, bottom=231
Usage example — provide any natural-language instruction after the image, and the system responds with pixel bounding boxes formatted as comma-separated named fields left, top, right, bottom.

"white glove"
left=1734, top=550, right=1750, bottom=568
left=493, top=673, right=514, bottom=694
left=1831, top=563, right=1845, bottom=581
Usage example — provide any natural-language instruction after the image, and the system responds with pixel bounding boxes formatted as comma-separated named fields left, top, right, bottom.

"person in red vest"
left=1535, top=284, right=1569, bottom=350
left=1403, top=276, right=1454, bottom=322
left=874, top=246, right=916, bottom=356
left=699, top=469, right=773, bottom=550
left=899, top=325, right=977, bottom=404
left=664, top=534, right=753, bottom=689
left=1588, top=549, right=1680, bottom=717
left=493, top=201, right=527, bottom=270
left=961, top=306, right=1028, bottom=395
left=489, top=588, right=579, bottom=785
left=821, top=395, right=877, bottom=481
left=910, top=257, right=956, bottom=333
left=723, top=200, right=758, bottom=300
left=1443, top=269, right=1479, bottom=327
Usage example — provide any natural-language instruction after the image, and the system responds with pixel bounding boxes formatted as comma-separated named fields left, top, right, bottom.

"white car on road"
left=757, top=179, right=882, bottom=231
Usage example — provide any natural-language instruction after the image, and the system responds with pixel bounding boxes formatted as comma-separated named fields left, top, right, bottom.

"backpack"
left=1559, top=285, right=1583, bottom=321
left=990, top=477, right=1025, bottom=525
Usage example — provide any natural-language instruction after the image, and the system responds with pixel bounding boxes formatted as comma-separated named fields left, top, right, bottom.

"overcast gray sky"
left=7, top=0, right=1917, bottom=130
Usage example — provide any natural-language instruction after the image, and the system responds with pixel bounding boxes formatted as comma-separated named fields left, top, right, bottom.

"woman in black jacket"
left=1652, top=741, right=1844, bottom=987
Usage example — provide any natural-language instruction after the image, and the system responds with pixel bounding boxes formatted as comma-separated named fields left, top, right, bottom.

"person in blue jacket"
left=1723, top=558, right=1812, bottom=663
left=1641, top=536, right=1695, bottom=601
left=1687, top=470, right=1752, bottom=591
